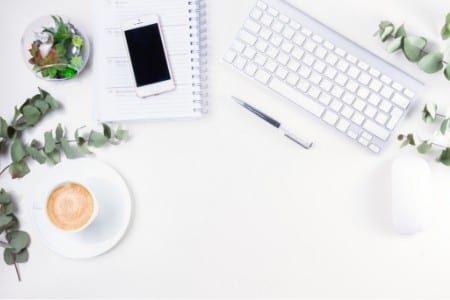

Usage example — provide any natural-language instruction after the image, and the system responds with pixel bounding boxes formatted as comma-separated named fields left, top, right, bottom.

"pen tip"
left=231, top=96, right=244, bottom=105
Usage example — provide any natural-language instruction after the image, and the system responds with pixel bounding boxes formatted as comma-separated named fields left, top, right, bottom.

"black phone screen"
left=124, top=23, right=171, bottom=87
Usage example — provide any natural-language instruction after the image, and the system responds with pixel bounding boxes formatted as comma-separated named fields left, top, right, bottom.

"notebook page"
left=93, top=0, right=201, bottom=121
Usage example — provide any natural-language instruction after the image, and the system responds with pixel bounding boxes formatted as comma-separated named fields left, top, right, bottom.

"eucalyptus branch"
left=375, top=14, right=450, bottom=81
left=0, top=88, right=128, bottom=281
left=399, top=103, right=450, bottom=166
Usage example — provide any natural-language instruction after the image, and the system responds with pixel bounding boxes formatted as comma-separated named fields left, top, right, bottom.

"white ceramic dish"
left=32, top=158, right=132, bottom=259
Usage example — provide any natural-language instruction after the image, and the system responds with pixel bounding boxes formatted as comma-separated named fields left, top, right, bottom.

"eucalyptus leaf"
left=0, top=189, right=11, bottom=205
left=380, top=25, right=394, bottom=42
left=26, top=145, right=46, bottom=164
left=103, top=123, right=112, bottom=139
left=0, top=202, right=14, bottom=215
left=44, top=131, right=55, bottom=154
left=438, top=148, right=450, bottom=166
left=44, top=94, right=58, bottom=109
left=60, top=137, right=79, bottom=159
left=9, top=160, right=30, bottom=179
left=418, top=52, right=444, bottom=74
left=11, top=140, right=26, bottom=163
left=6, top=231, right=30, bottom=252
left=417, top=141, right=432, bottom=154
left=441, top=118, right=450, bottom=135
left=403, top=36, right=427, bottom=62
left=445, top=64, right=450, bottom=81
left=115, top=128, right=128, bottom=140
left=395, top=24, right=406, bottom=38
left=88, top=131, right=108, bottom=147
left=441, top=14, right=450, bottom=40
left=14, top=249, right=29, bottom=263
left=0, top=215, right=13, bottom=227
left=21, top=105, right=41, bottom=126
left=45, top=149, right=61, bottom=165
left=387, top=36, right=403, bottom=53
left=401, top=133, right=416, bottom=147
left=3, top=248, right=15, bottom=265
left=0, top=241, right=12, bottom=249
left=55, top=124, right=63, bottom=142
left=422, top=103, right=437, bottom=123
left=0, top=117, right=8, bottom=138
left=34, top=99, right=49, bottom=114
left=7, top=126, right=16, bottom=139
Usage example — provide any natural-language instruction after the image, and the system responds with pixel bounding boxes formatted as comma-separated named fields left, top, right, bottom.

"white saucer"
left=32, top=158, right=132, bottom=259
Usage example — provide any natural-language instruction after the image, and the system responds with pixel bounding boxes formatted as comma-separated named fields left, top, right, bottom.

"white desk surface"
left=2, top=0, right=450, bottom=298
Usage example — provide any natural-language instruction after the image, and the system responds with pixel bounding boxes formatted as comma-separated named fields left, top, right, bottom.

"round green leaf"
left=4, top=248, right=15, bottom=265
left=44, top=131, right=56, bottom=154
left=395, top=24, right=406, bottom=38
left=15, top=248, right=29, bottom=263
left=403, top=36, right=427, bottom=62
left=418, top=52, right=444, bottom=74
left=0, top=189, right=11, bottom=205
left=88, top=131, right=108, bottom=147
left=380, top=26, right=394, bottom=42
left=9, top=160, right=30, bottom=179
left=26, top=145, right=47, bottom=164
left=21, top=105, right=41, bottom=125
left=387, top=36, right=403, bottom=53
left=438, top=148, right=450, bottom=166
left=0, top=215, right=13, bottom=227
left=417, top=142, right=432, bottom=154
left=441, top=118, right=450, bottom=135
left=6, top=231, right=30, bottom=252
left=11, top=139, right=26, bottom=162
left=60, top=137, right=79, bottom=159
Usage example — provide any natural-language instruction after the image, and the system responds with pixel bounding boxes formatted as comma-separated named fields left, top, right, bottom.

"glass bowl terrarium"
left=21, top=15, right=90, bottom=80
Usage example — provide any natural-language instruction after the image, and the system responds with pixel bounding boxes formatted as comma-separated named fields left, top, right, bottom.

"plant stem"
left=13, top=256, right=21, bottom=282
left=0, top=164, right=10, bottom=177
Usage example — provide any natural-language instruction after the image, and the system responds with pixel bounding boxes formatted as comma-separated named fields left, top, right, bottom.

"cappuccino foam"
left=47, top=183, right=94, bottom=231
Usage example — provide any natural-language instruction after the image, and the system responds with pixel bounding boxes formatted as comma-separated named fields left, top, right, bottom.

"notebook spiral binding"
left=188, top=0, right=208, bottom=114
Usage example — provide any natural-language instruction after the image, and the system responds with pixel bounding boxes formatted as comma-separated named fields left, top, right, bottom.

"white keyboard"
left=224, top=0, right=424, bottom=153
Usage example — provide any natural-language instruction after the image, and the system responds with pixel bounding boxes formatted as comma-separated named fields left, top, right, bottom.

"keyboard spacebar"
left=269, top=78, right=325, bottom=117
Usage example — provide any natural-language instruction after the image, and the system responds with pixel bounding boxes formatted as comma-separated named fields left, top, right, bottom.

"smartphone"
left=122, top=15, right=175, bottom=98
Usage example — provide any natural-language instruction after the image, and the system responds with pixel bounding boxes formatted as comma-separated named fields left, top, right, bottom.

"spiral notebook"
left=92, top=0, right=208, bottom=122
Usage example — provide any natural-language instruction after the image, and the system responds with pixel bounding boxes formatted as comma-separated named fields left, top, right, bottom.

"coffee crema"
left=47, top=182, right=95, bottom=231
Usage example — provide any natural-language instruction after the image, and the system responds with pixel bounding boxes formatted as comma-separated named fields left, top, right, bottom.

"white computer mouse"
left=391, top=155, right=432, bottom=234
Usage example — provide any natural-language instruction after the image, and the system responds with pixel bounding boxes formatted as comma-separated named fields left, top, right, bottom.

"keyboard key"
left=320, top=79, right=333, bottom=92
left=234, top=56, right=247, bottom=69
left=336, top=119, right=350, bottom=132
left=255, top=69, right=271, bottom=84
left=270, top=34, right=283, bottom=47
left=256, top=1, right=267, bottom=10
left=369, top=144, right=380, bottom=153
left=356, top=87, right=370, bottom=99
left=341, top=106, right=354, bottom=119
left=369, top=68, right=381, bottom=78
left=331, top=86, right=344, bottom=98
left=282, top=27, right=295, bottom=39
left=239, top=30, right=258, bottom=45
left=392, top=82, right=404, bottom=91
left=301, top=27, right=312, bottom=36
left=357, top=73, right=371, bottom=85
left=224, top=50, right=237, bottom=63
left=250, top=8, right=263, bottom=20
left=324, top=67, right=337, bottom=79
left=304, top=40, right=317, bottom=52
left=268, top=7, right=279, bottom=16
left=323, top=110, right=339, bottom=125
left=256, top=39, right=268, bottom=52
left=277, top=52, right=290, bottom=65
left=292, top=48, right=304, bottom=60
left=243, top=47, right=257, bottom=59
left=379, top=100, right=392, bottom=113
left=293, top=34, right=306, bottom=46
left=280, top=14, right=290, bottom=23
left=297, top=80, right=310, bottom=92
left=330, top=99, right=343, bottom=112
left=260, top=27, right=272, bottom=40
left=375, top=112, right=389, bottom=125
left=312, top=34, right=323, bottom=44
left=272, top=21, right=284, bottom=33
left=281, top=40, right=294, bottom=53
left=391, top=93, right=410, bottom=109
left=314, top=46, right=327, bottom=59
left=348, top=66, right=360, bottom=79
left=335, top=47, right=346, bottom=57
left=270, top=78, right=325, bottom=117
left=254, top=53, right=267, bottom=66
left=358, top=136, right=370, bottom=146
left=313, top=61, right=326, bottom=73
left=302, top=54, right=315, bottom=66
left=265, top=59, right=277, bottom=72
left=380, top=86, right=394, bottom=99
left=308, top=86, right=321, bottom=99
left=404, top=89, right=415, bottom=98
left=318, top=93, right=332, bottom=105
left=286, top=73, right=299, bottom=86
left=353, top=99, right=366, bottom=111
left=380, top=75, right=392, bottom=84
left=232, top=40, right=245, bottom=52
left=261, top=14, right=274, bottom=26
left=369, top=79, right=382, bottom=92
left=364, top=105, right=377, bottom=118
left=325, top=53, right=338, bottom=65
left=387, top=107, right=403, bottom=130
left=310, top=72, right=322, bottom=84
left=266, top=46, right=279, bottom=58
left=336, top=60, right=349, bottom=72
left=335, top=74, right=349, bottom=86
left=361, top=132, right=372, bottom=141
left=323, top=41, right=334, bottom=50
left=347, top=129, right=359, bottom=139
left=346, top=80, right=358, bottom=93
left=290, top=20, right=301, bottom=30
left=368, top=94, right=381, bottom=106
left=346, top=54, right=357, bottom=64
left=245, top=19, right=261, bottom=34
left=276, top=66, right=288, bottom=79
left=352, top=112, right=364, bottom=126
left=298, top=65, right=311, bottom=78
left=342, top=92, right=355, bottom=105
left=287, top=60, right=300, bottom=72
left=358, top=61, right=369, bottom=71
left=244, top=62, right=258, bottom=76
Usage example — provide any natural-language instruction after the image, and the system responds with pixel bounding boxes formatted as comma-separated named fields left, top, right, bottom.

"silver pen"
left=232, top=96, right=313, bottom=149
